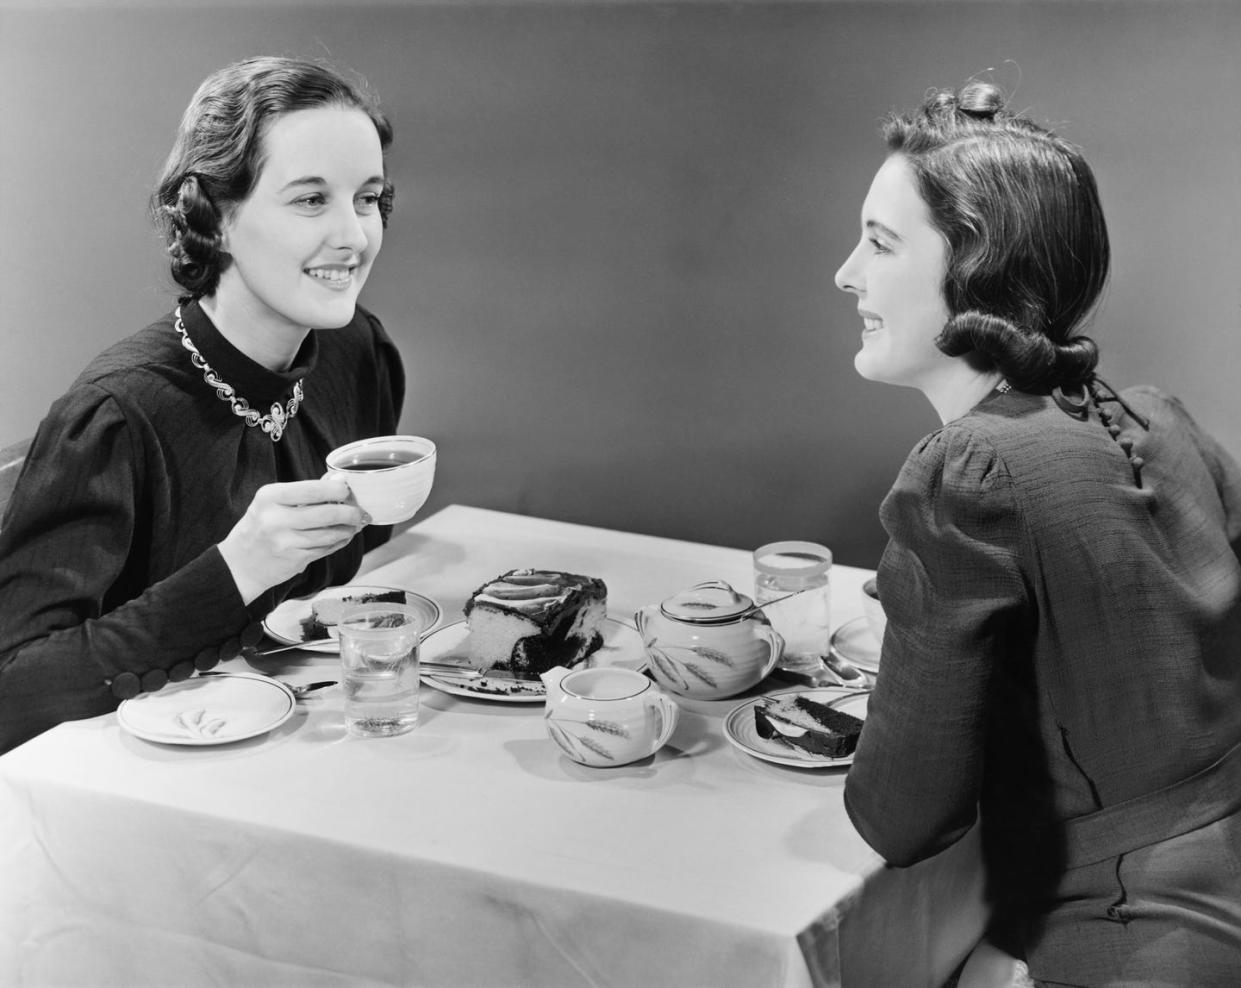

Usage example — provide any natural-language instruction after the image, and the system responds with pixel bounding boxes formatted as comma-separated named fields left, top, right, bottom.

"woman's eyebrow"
left=865, top=219, right=903, bottom=242
left=279, top=175, right=385, bottom=192
left=279, top=176, right=326, bottom=192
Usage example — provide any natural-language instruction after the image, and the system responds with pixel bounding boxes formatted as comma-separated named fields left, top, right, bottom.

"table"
left=0, top=506, right=987, bottom=987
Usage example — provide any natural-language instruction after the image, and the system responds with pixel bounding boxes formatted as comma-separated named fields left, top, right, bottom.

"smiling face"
left=834, top=154, right=954, bottom=393
left=213, top=106, right=386, bottom=341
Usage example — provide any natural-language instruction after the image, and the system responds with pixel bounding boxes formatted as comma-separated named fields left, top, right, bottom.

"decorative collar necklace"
left=173, top=305, right=304, bottom=442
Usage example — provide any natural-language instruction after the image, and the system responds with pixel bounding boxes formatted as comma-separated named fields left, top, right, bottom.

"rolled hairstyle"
left=885, top=82, right=1108, bottom=390
left=152, top=56, right=395, bottom=300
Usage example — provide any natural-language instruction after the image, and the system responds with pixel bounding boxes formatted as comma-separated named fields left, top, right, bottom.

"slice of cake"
left=299, top=589, right=407, bottom=641
left=754, top=693, right=863, bottom=758
left=463, top=569, right=607, bottom=675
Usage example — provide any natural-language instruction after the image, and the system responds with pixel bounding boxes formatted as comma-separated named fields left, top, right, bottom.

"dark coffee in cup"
left=337, top=452, right=423, bottom=472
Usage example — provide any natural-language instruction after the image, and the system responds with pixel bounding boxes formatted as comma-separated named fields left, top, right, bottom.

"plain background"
left=2, top=0, right=1238, bottom=566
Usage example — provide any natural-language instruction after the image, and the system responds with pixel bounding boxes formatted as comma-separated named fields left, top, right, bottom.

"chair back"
left=0, top=437, right=33, bottom=532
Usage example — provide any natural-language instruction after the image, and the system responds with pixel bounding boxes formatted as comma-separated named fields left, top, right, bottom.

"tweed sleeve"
left=1160, top=392, right=1241, bottom=558
left=844, top=425, right=1028, bottom=866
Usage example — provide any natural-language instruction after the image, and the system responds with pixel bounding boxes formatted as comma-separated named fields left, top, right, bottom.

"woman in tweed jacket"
left=836, top=82, right=1241, bottom=986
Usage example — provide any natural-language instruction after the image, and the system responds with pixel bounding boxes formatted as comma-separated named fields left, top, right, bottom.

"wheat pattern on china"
left=174, top=708, right=227, bottom=737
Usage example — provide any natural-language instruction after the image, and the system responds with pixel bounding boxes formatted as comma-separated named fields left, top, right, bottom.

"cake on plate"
left=463, top=569, right=607, bottom=675
left=299, top=589, right=407, bottom=641
left=754, top=693, right=863, bottom=758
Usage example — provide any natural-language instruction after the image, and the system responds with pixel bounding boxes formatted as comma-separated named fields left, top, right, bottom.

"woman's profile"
left=0, top=56, right=405, bottom=752
left=836, top=81, right=1241, bottom=985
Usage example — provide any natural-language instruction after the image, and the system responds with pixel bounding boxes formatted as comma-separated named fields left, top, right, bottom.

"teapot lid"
left=659, top=580, right=754, bottom=624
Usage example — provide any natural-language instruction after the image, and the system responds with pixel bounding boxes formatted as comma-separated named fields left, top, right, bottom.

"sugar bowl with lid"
left=634, top=581, right=784, bottom=700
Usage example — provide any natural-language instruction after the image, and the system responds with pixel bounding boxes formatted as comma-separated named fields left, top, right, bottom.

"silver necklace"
left=174, top=305, right=304, bottom=442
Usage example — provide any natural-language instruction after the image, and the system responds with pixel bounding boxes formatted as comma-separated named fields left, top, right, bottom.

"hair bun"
left=920, top=81, right=1006, bottom=125
left=1051, top=336, right=1099, bottom=386
left=937, top=311, right=1097, bottom=391
left=956, top=81, right=1006, bottom=121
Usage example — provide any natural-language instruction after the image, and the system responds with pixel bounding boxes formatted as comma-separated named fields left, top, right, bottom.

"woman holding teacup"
left=835, top=82, right=1241, bottom=985
left=0, top=57, right=404, bottom=752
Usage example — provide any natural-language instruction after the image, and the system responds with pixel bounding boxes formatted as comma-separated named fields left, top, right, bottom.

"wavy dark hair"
left=884, top=82, right=1108, bottom=390
left=152, top=56, right=395, bottom=300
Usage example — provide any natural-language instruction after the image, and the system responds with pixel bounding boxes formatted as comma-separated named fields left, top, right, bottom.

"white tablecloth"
left=0, top=506, right=986, bottom=987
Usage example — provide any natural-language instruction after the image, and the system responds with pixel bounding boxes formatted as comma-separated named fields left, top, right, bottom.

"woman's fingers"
left=219, top=480, right=371, bottom=603
left=253, top=482, right=369, bottom=528
left=254, top=477, right=353, bottom=508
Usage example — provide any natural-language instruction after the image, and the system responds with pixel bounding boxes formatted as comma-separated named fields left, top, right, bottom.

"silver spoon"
left=198, top=671, right=337, bottom=698
left=735, top=588, right=814, bottom=619
left=822, top=650, right=869, bottom=687
left=290, top=680, right=337, bottom=698
left=246, top=641, right=333, bottom=657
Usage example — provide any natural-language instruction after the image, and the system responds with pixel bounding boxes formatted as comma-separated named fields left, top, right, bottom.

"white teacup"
left=862, top=577, right=886, bottom=643
left=541, top=666, right=679, bottom=768
left=326, top=435, right=436, bottom=525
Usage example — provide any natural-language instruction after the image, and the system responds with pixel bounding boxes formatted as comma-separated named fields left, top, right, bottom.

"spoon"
left=742, top=591, right=871, bottom=687
left=735, top=588, right=813, bottom=619
left=246, top=640, right=334, bottom=657
left=198, top=671, right=337, bottom=698
left=822, top=650, right=869, bottom=687
left=290, top=680, right=337, bottom=698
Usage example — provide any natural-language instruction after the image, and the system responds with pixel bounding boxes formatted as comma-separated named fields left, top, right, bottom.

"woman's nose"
left=835, top=243, right=863, bottom=295
left=331, top=203, right=369, bottom=253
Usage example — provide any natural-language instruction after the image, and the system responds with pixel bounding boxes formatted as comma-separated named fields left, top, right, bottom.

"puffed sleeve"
left=844, top=426, right=1028, bottom=866
left=1160, top=391, right=1241, bottom=559
left=0, top=387, right=255, bottom=753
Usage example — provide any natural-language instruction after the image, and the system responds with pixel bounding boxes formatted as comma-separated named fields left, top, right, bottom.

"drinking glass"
left=338, top=602, right=424, bottom=738
left=753, top=540, right=833, bottom=674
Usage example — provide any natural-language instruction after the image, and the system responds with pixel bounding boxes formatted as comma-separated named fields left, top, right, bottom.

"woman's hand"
left=217, top=477, right=370, bottom=605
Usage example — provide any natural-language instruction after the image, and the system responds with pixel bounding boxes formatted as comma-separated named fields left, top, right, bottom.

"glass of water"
left=338, top=602, right=424, bottom=738
left=753, top=541, right=833, bottom=675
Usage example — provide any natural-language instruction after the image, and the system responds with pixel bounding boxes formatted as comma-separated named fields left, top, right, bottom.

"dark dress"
left=843, top=384, right=1241, bottom=986
left=0, top=300, right=405, bottom=753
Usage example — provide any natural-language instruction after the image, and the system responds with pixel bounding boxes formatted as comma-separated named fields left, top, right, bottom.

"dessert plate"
left=262, top=585, right=442, bottom=653
left=118, top=672, right=296, bottom=746
left=724, top=687, right=869, bottom=769
left=420, top=618, right=647, bottom=704
left=830, top=616, right=881, bottom=675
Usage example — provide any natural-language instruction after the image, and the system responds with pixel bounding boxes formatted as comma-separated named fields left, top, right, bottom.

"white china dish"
left=117, top=672, right=296, bottom=746
left=829, top=616, right=881, bottom=675
left=262, top=585, right=442, bottom=653
left=635, top=580, right=783, bottom=700
left=420, top=618, right=647, bottom=704
left=543, top=665, right=679, bottom=767
left=325, top=434, right=436, bottom=525
left=723, top=687, right=869, bottom=768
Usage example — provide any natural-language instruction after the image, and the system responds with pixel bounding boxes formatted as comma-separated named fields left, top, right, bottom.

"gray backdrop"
left=2, top=0, right=1238, bottom=566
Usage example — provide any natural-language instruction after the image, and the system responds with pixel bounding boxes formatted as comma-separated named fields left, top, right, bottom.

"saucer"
left=830, top=616, right=881, bottom=675
left=118, top=673, right=295, bottom=746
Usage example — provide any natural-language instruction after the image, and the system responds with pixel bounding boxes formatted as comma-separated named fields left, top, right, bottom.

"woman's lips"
left=305, top=266, right=355, bottom=291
